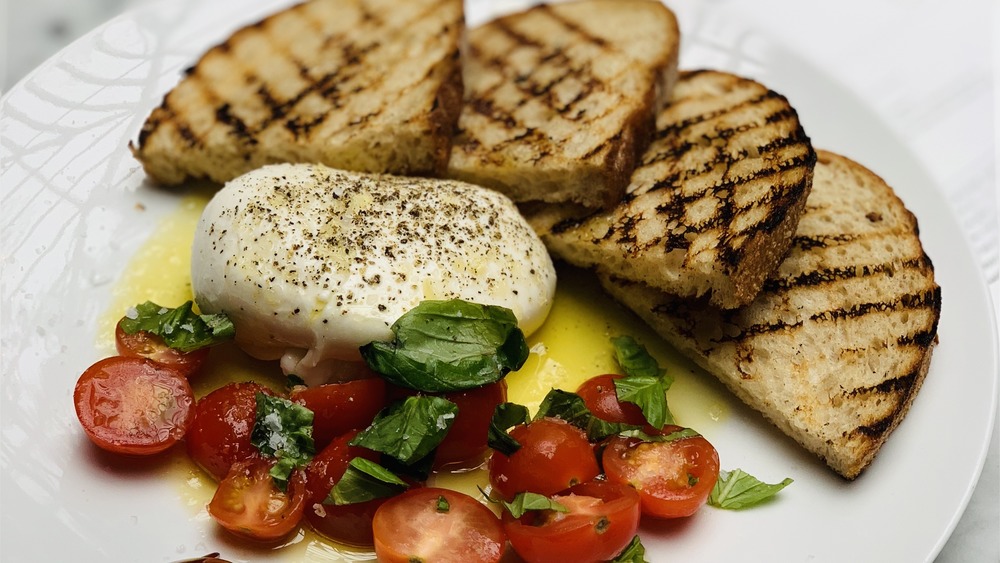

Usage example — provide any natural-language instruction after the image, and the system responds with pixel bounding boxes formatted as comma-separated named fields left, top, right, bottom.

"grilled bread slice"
left=528, top=70, right=816, bottom=309
left=130, top=0, right=464, bottom=185
left=446, top=0, right=680, bottom=209
left=601, top=150, right=941, bottom=479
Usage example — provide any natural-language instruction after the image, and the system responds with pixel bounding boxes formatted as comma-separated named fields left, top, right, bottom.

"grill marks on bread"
left=601, top=150, right=940, bottom=479
left=446, top=0, right=680, bottom=209
left=531, top=70, right=816, bottom=309
left=131, top=0, right=464, bottom=184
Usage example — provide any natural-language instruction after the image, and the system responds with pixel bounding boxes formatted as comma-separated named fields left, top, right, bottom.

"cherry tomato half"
left=73, top=356, right=194, bottom=455
left=208, top=458, right=306, bottom=542
left=290, top=378, right=386, bottom=451
left=434, top=381, right=507, bottom=470
left=489, top=417, right=600, bottom=501
left=303, top=430, right=386, bottom=547
left=115, top=319, right=209, bottom=378
left=186, top=382, right=274, bottom=481
left=373, top=488, right=506, bottom=563
left=502, top=480, right=641, bottom=563
left=602, top=430, right=720, bottom=518
left=576, top=374, right=648, bottom=427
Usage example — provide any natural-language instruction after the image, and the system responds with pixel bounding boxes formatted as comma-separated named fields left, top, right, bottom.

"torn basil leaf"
left=708, top=468, right=793, bottom=510
left=250, top=393, right=315, bottom=490
left=119, top=300, right=235, bottom=353
left=360, top=299, right=529, bottom=392
left=350, top=396, right=457, bottom=465
left=487, top=402, right=530, bottom=456
left=611, top=336, right=674, bottom=429
left=535, top=389, right=636, bottom=441
left=502, top=492, right=568, bottom=519
left=610, top=535, right=648, bottom=563
left=326, top=457, right=409, bottom=505
left=617, top=426, right=701, bottom=443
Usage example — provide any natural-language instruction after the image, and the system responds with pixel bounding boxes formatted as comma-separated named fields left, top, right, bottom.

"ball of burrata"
left=190, top=163, right=556, bottom=385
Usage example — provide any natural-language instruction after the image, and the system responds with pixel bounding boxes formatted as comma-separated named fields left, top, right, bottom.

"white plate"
left=1, top=1, right=997, bottom=562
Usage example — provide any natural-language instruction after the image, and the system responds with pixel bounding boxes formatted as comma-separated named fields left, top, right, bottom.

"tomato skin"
left=115, top=320, right=209, bottom=378
left=602, top=431, right=720, bottom=518
left=290, top=378, right=386, bottom=451
left=434, top=381, right=507, bottom=470
left=488, top=417, right=600, bottom=501
left=73, top=356, right=194, bottom=455
left=208, top=459, right=306, bottom=542
left=303, top=431, right=386, bottom=547
left=576, top=374, right=648, bottom=427
left=186, top=382, right=274, bottom=481
left=373, top=487, right=506, bottom=563
left=503, top=480, right=641, bottom=563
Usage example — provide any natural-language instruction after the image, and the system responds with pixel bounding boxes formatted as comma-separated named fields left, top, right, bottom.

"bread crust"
left=130, top=0, right=465, bottom=185
left=601, top=150, right=941, bottom=479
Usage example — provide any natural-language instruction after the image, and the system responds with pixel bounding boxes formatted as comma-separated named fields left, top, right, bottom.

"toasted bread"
left=446, top=0, right=680, bottom=209
left=601, top=150, right=941, bottom=479
left=528, top=70, right=816, bottom=309
left=130, top=0, right=464, bottom=185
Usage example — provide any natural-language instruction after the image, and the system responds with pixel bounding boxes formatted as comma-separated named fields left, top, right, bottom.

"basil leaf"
left=611, top=336, right=674, bottom=429
left=487, top=402, right=530, bottom=456
left=250, top=393, right=315, bottom=490
left=119, top=301, right=235, bottom=353
left=610, top=536, right=648, bottom=563
left=612, top=336, right=668, bottom=380
left=708, top=468, right=793, bottom=510
left=360, top=299, right=529, bottom=392
left=326, top=457, right=409, bottom=505
left=502, top=492, right=568, bottom=519
left=535, top=389, right=637, bottom=441
left=350, top=396, right=457, bottom=465
left=617, top=427, right=701, bottom=443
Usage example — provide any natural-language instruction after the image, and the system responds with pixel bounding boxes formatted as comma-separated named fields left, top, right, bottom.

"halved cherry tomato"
left=186, top=382, right=274, bottom=480
left=502, top=480, right=640, bottom=563
left=208, top=458, right=306, bottom=542
left=488, top=417, right=600, bottom=501
left=576, top=374, right=648, bottom=427
left=434, top=381, right=507, bottom=470
left=602, top=430, right=720, bottom=518
left=290, top=378, right=386, bottom=451
left=373, top=487, right=506, bottom=563
left=115, top=319, right=209, bottom=378
left=303, top=430, right=386, bottom=547
left=73, top=356, right=194, bottom=455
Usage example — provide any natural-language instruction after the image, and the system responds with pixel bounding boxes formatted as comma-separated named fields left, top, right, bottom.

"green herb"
left=617, top=427, right=701, bottom=443
left=436, top=495, right=450, bottom=513
left=360, top=299, right=529, bottom=392
left=250, top=393, right=315, bottom=490
left=487, top=402, right=531, bottom=456
left=326, top=458, right=409, bottom=505
left=502, top=492, right=568, bottom=519
left=535, top=389, right=636, bottom=441
left=119, top=301, right=235, bottom=353
left=708, top=468, right=793, bottom=510
left=611, top=336, right=674, bottom=429
left=610, top=536, right=648, bottom=563
left=349, top=396, right=458, bottom=465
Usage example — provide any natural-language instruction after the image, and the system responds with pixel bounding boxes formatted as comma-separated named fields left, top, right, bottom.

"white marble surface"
left=2, top=0, right=997, bottom=561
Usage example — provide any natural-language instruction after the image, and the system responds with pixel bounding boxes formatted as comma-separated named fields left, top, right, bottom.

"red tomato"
left=115, top=319, right=209, bottom=378
left=186, top=382, right=273, bottom=481
left=488, top=417, right=600, bottom=501
left=73, top=356, right=194, bottom=455
left=207, top=458, right=306, bottom=542
left=303, top=431, right=386, bottom=547
left=290, top=378, right=386, bottom=451
left=434, top=381, right=507, bottom=470
left=373, top=488, right=506, bottom=563
left=503, top=480, right=640, bottom=563
left=576, top=374, right=648, bottom=427
left=602, top=431, right=720, bottom=518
